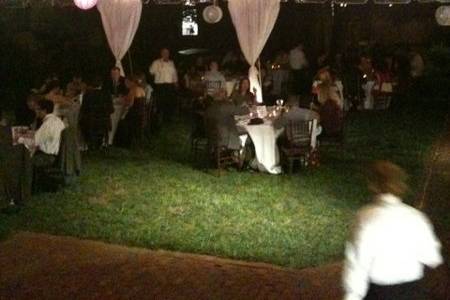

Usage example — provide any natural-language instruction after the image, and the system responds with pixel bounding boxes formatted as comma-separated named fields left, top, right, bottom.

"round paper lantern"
left=203, top=5, right=223, bottom=24
left=74, top=0, right=98, bottom=10
left=436, top=6, right=450, bottom=26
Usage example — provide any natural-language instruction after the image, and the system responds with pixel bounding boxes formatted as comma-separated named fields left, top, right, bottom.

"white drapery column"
left=97, top=0, right=142, bottom=75
left=228, top=0, right=280, bottom=103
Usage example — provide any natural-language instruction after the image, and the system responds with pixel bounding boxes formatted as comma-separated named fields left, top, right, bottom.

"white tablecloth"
left=236, top=115, right=320, bottom=175
left=237, top=117, right=283, bottom=174
left=363, top=81, right=375, bottom=110
left=108, top=97, right=124, bottom=145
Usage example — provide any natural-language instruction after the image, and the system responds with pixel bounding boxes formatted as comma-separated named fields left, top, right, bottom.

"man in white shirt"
left=203, top=61, right=226, bottom=99
left=343, top=161, right=443, bottom=300
left=15, top=100, right=65, bottom=206
left=149, top=48, right=178, bottom=124
left=289, top=44, right=309, bottom=96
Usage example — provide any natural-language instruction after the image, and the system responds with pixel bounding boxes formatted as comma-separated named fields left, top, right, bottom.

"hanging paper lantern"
left=203, top=5, right=223, bottom=24
left=436, top=6, right=450, bottom=26
left=74, top=0, right=98, bottom=10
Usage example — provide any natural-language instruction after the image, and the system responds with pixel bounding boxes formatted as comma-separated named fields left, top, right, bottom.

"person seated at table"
left=66, top=73, right=87, bottom=98
left=273, top=95, right=320, bottom=130
left=42, top=80, right=75, bottom=117
left=204, top=89, right=249, bottom=151
left=312, top=67, right=344, bottom=109
left=26, top=94, right=43, bottom=129
left=203, top=60, right=226, bottom=100
left=231, top=78, right=256, bottom=108
left=318, top=85, right=344, bottom=138
left=79, top=75, right=114, bottom=151
left=11, top=99, right=66, bottom=207
left=104, top=66, right=128, bottom=98
left=115, top=75, right=146, bottom=148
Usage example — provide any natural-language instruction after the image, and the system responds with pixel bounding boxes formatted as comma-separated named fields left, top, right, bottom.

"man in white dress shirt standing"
left=343, top=161, right=443, bottom=300
left=149, top=48, right=178, bottom=125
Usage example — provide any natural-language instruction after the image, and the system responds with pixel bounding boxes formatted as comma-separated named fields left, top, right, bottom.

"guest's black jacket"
left=79, top=88, right=114, bottom=135
left=103, top=77, right=128, bottom=98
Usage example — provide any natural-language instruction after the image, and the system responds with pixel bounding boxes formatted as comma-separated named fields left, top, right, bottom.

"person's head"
left=134, top=72, right=147, bottom=88
left=367, top=161, right=408, bottom=198
left=317, top=68, right=332, bottom=83
left=161, top=48, right=170, bottom=61
left=239, top=78, right=251, bottom=94
left=43, top=80, right=61, bottom=95
left=27, top=94, right=41, bottom=111
left=35, top=99, right=54, bottom=119
left=110, top=67, right=121, bottom=82
left=209, top=60, right=219, bottom=72
left=125, top=75, right=141, bottom=89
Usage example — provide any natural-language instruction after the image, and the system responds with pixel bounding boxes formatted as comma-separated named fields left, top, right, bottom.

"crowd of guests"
left=0, top=43, right=427, bottom=209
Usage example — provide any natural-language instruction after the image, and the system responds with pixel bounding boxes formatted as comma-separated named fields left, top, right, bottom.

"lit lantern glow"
left=74, top=0, right=98, bottom=10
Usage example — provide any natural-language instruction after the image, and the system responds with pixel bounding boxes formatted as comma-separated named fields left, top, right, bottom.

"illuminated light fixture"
left=203, top=0, right=223, bottom=24
left=73, top=0, right=98, bottom=10
left=436, top=6, right=450, bottom=26
left=389, top=3, right=393, bottom=6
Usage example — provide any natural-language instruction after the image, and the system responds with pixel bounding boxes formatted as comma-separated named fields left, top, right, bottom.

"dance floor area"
left=0, top=106, right=448, bottom=269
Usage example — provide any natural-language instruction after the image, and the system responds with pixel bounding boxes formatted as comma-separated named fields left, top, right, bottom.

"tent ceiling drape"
left=228, top=0, right=280, bottom=103
left=97, top=0, right=143, bottom=75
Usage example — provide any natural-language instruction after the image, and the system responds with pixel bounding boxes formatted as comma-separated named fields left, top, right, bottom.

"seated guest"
left=231, top=78, right=255, bottom=108
left=66, top=73, right=87, bottom=98
left=79, top=75, right=114, bottom=150
left=204, top=60, right=226, bottom=99
left=104, top=67, right=128, bottom=98
left=26, top=94, right=42, bottom=130
left=318, top=86, right=344, bottom=137
left=312, top=67, right=344, bottom=109
left=273, top=95, right=319, bottom=130
left=42, top=80, right=74, bottom=117
left=31, top=73, right=59, bottom=94
left=12, top=100, right=66, bottom=206
left=204, top=90, right=249, bottom=151
left=115, top=75, right=146, bottom=148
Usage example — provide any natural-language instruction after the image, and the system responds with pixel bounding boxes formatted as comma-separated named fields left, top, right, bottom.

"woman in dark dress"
left=115, top=75, right=146, bottom=148
left=231, top=78, right=255, bottom=108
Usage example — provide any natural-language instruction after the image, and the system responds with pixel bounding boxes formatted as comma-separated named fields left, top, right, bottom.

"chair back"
left=57, top=127, right=81, bottom=176
left=285, top=120, right=312, bottom=148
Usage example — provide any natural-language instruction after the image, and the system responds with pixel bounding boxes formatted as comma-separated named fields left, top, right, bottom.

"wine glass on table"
left=276, top=99, right=284, bottom=111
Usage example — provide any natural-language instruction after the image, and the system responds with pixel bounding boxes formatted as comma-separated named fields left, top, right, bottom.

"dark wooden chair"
left=281, top=120, right=314, bottom=174
left=373, top=94, right=392, bottom=110
left=190, top=110, right=208, bottom=167
left=204, top=120, right=243, bottom=174
left=33, top=129, right=69, bottom=193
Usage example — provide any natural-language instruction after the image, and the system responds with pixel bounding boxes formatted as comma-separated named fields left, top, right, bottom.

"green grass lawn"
left=0, top=104, right=447, bottom=269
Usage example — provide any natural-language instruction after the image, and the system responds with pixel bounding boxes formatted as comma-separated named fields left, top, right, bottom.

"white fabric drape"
left=97, top=0, right=142, bottom=75
left=228, top=0, right=280, bottom=103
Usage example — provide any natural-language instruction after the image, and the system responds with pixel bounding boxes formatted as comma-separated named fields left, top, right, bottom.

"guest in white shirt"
left=203, top=60, right=226, bottom=99
left=14, top=99, right=65, bottom=206
left=289, top=44, right=309, bottom=95
left=149, top=48, right=178, bottom=124
left=343, top=161, right=443, bottom=300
